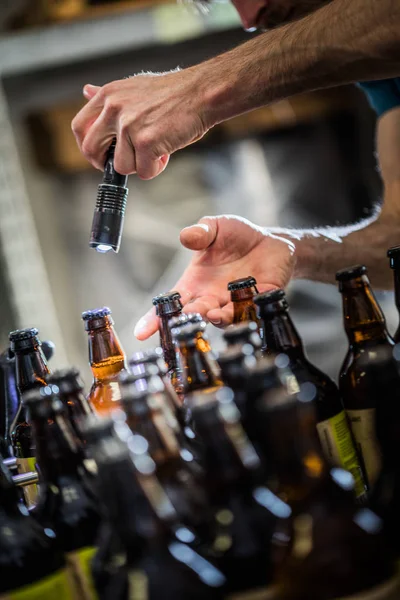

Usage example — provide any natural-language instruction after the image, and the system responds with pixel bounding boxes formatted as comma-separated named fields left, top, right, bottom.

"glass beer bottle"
left=255, top=289, right=366, bottom=500
left=82, top=307, right=127, bottom=415
left=387, top=246, right=400, bottom=343
left=10, top=327, right=51, bottom=507
left=337, top=265, right=394, bottom=490
left=152, top=291, right=183, bottom=374
left=228, top=276, right=260, bottom=325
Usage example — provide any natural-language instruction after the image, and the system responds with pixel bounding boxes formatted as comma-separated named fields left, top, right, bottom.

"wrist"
left=267, top=228, right=320, bottom=280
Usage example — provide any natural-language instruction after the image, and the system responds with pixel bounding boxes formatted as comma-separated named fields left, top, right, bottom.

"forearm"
left=271, top=182, right=400, bottom=289
left=201, top=0, right=400, bottom=125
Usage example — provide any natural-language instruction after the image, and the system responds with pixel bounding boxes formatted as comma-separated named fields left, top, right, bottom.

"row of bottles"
left=1, top=247, right=400, bottom=597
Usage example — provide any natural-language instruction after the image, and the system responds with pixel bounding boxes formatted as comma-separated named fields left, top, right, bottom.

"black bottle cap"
left=9, top=328, right=39, bottom=343
left=82, top=307, right=113, bottom=330
left=129, top=347, right=163, bottom=367
left=83, top=416, right=115, bottom=445
left=335, top=265, right=367, bottom=282
left=388, top=246, right=400, bottom=269
left=48, top=368, right=83, bottom=394
left=254, top=290, right=288, bottom=317
left=152, top=291, right=181, bottom=306
left=120, top=363, right=159, bottom=386
left=223, top=321, right=259, bottom=343
left=23, top=384, right=64, bottom=420
left=152, top=291, right=182, bottom=317
left=168, top=314, right=189, bottom=330
left=218, top=344, right=255, bottom=367
left=175, top=321, right=206, bottom=342
left=228, top=276, right=257, bottom=291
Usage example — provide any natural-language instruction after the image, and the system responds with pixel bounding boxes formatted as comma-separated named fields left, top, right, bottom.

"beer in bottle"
left=254, top=378, right=399, bottom=600
left=337, top=265, right=394, bottom=490
left=0, top=456, right=72, bottom=598
left=152, top=291, right=183, bottom=374
left=255, top=290, right=366, bottom=500
left=25, top=384, right=101, bottom=600
left=87, top=419, right=226, bottom=600
left=228, top=276, right=260, bottom=325
left=10, top=327, right=50, bottom=506
left=82, top=307, right=127, bottom=415
left=387, top=246, right=400, bottom=343
left=48, top=368, right=94, bottom=442
left=175, top=321, right=223, bottom=397
left=187, top=385, right=288, bottom=595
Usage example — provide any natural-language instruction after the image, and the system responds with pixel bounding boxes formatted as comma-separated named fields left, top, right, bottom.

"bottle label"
left=16, top=457, right=38, bottom=508
left=65, top=546, right=97, bottom=600
left=346, top=408, right=382, bottom=489
left=316, top=410, right=366, bottom=499
left=334, top=574, right=400, bottom=599
left=128, top=570, right=148, bottom=600
left=0, top=569, right=72, bottom=600
left=227, top=585, right=278, bottom=600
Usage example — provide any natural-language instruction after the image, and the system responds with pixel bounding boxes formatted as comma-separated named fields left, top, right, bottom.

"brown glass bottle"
left=26, top=384, right=101, bottom=600
left=255, top=290, right=366, bottom=501
left=0, top=347, right=19, bottom=458
left=48, top=368, right=94, bottom=442
left=223, top=320, right=262, bottom=352
left=169, top=313, right=205, bottom=399
left=175, top=321, right=223, bottom=398
left=10, top=327, right=50, bottom=507
left=152, top=291, right=183, bottom=374
left=255, top=380, right=399, bottom=600
left=0, top=456, right=71, bottom=598
left=187, top=385, right=288, bottom=595
left=82, top=307, right=126, bottom=416
left=228, top=276, right=260, bottom=325
left=87, top=419, right=226, bottom=600
left=337, top=265, right=394, bottom=491
left=388, top=246, right=400, bottom=343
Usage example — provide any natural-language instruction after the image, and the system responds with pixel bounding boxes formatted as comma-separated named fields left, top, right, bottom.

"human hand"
left=233, top=0, right=331, bottom=30
left=71, top=68, right=210, bottom=180
left=134, top=215, right=296, bottom=340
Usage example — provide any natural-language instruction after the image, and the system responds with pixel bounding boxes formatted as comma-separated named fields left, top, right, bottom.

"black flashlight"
left=89, top=139, right=129, bottom=254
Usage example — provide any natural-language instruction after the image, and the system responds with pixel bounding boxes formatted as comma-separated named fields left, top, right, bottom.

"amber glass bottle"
left=82, top=307, right=126, bottom=416
left=88, top=419, right=226, bottom=600
left=255, top=289, right=366, bottom=501
left=10, top=327, right=50, bottom=507
left=48, top=368, right=93, bottom=442
left=255, top=380, right=399, bottom=600
left=0, top=347, right=19, bottom=458
left=228, top=276, right=261, bottom=327
left=152, top=291, right=183, bottom=374
left=223, top=320, right=262, bottom=351
left=337, top=265, right=394, bottom=490
left=175, top=321, right=223, bottom=398
left=387, top=246, right=400, bottom=343
left=26, top=384, right=101, bottom=600
left=0, top=457, right=71, bottom=598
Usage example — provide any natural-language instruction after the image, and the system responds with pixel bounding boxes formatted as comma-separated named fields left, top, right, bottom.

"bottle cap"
left=228, top=276, right=257, bottom=291
left=254, top=290, right=288, bottom=316
left=218, top=344, right=255, bottom=368
left=9, top=328, right=40, bottom=352
left=120, top=363, right=159, bottom=386
left=129, top=347, right=163, bottom=367
left=175, top=321, right=207, bottom=342
left=152, top=291, right=182, bottom=316
left=335, top=265, right=367, bottom=282
left=83, top=416, right=115, bottom=445
left=168, top=314, right=189, bottom=330
left=82, top=307, right=113, bottom=330
left=23, top=384, right=64, bottom=419
left=223, top=321, right=260, bottom=345
left=388, top=246, right=400, bottom=269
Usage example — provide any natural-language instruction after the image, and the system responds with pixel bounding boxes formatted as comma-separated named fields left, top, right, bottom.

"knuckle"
left=81, top=139, right=95, bottom=159
left=71, top=118, right=82, bottom=137
left=103, top=99, right=119, bottom=117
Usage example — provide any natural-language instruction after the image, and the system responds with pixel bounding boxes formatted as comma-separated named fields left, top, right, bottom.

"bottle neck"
left=0, top=459, right=22, bottom=513
left=159, top=310, right=181, bottom=372
left=340, top=277, right=392, bottom=345
left=0, top=352, right=19, bottom=456
left=260, top=309, right=305, bottom=358
left=393, top=268, right=400, bottom=318
left=87, top=322, right=126, bottom=382
left=31, top=411, right=83, bottom=484
left=14, top=344, right=50, bottom=394
left=179, top=338, right=222, bottom=394
left=231, top=287, right=259, bottom=324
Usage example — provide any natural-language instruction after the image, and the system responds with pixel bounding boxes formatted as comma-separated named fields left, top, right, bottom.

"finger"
left=71, top=86, right=107, bottom=147
left=114, top=131, right=137, bottom=175
left=134, top=308, right=158, bottom=341
left=83, top=84, right=101, bottom=101
left=183, top=295, right=221, bottom=320
left=207, top=304, right=234, bottom=328
left=136, top=151, right=169, bottom=181
left=180, top=217, right=218, bottom=251
left=80, top=109, right=117, bottom=171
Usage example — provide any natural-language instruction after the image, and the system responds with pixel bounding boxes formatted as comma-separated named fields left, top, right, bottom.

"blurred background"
left=0, top=0, right=397, bottom=384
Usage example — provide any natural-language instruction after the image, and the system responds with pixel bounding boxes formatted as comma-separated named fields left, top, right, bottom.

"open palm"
left=134, top=215, right=296, bottom=340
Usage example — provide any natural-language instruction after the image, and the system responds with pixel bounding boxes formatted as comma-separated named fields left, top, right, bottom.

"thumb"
left=83, top=84, right=101, bottom=100
left=180, top=218, right=217, bottom=251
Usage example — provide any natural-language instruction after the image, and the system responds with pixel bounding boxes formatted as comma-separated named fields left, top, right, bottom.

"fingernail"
left=134, top=316, right=147, bottom=337
left=209, top=318, right=221, bottom=325
left=182, top=223, right=209, bottom=234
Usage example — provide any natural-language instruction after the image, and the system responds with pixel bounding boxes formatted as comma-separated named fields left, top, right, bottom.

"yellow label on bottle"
left=227, top=585, right=278, bottom=600
left=335, top=574, right=400, bottom=599
left=16, top=457, right=38, bottom=508
left=316, top=410, right=366, bottom=499
left=128, top=569, right=148, bottom=600
left=346, top=408, right=382, bottom=489
left=65, top=547, right=97, bottom=600
left=0, top=569, right=72, bottom=600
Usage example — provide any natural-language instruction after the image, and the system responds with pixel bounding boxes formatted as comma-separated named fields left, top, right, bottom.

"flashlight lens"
left=96, top=244, right=113, bottom=254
